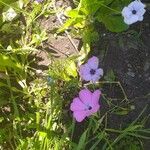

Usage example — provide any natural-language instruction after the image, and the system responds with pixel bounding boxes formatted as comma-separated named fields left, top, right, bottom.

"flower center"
left=90, top=69, right=96, bottom=75
left=88, top=106, right=92, bottom=110
left=132, top=10, right=137, bottom=14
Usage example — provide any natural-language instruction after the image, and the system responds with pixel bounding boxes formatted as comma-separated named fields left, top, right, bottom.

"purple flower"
left=70, top=89, right=101, bottom=122
left=79, top=56, right=103, bottom=82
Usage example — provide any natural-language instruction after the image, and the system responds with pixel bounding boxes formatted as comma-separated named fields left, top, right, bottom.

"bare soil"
left=92, top=12, right=150, bottom=149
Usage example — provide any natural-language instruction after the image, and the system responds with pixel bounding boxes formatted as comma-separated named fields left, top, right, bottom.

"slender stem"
left=8, top=131, right=15, bottom=150
left=71, top=118, right=75, bottom=140
left=84, top=81, right=128, bottom=101
left=91, top=81, right=96, bottom=90
left=5, top=70, right=22, bottom=143
left=105, top=128, right=122, bottom=133
left=117, top=81, right=128, bottom=101
left=100, top=3, right=121, bottom=14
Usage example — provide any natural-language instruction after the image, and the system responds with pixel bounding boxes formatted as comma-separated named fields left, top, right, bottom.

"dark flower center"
left=88, top=106, right=92, bottom=110
left=132, top=10, right=137, bottom=14
left=90, top=69, right=96, bottom=75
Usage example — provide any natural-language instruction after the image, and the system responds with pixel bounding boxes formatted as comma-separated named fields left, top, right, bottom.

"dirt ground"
left=92, top=12, right=150, bottom=149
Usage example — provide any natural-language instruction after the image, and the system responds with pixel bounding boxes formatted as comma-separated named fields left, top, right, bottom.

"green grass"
left=0, top=0, right=149, bottom=149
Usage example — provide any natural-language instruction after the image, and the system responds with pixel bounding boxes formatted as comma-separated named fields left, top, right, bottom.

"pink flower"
left=79, top=56, right=103, bottom=82
left=70, top=89, right=101, bottom=122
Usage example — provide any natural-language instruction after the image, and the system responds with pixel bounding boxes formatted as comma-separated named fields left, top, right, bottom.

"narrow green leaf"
left=76, top=130, right=87, bottom=150
left=0, top=54, right=22, bottom=73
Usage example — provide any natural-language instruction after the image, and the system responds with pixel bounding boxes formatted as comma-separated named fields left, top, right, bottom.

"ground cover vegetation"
left=0, top=0, right=150, bottom=149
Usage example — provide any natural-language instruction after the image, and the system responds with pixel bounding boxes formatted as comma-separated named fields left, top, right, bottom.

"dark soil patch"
left=92, top=12, right=150, bottom=149
left=39, top=0, right=79, bottom=59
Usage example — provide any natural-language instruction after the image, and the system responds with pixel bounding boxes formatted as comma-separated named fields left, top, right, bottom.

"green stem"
left=105, top=128, right=122, bottom=133
left=85, top=81, right=128, bottom=101
left=99, top=3, right=121, bottom=14
left=5, top=70, right=22, bottom=142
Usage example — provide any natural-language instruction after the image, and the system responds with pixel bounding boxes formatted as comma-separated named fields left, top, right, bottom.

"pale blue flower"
left=122, top=0, right=146, bottom=25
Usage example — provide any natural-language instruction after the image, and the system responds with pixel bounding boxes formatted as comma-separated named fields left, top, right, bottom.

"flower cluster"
left=70, top=0, right=146, bottom=123
left=70, top=56, right=103, bottom=122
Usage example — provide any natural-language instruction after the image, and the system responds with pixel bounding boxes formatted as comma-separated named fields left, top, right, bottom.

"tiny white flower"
left=122, top=0, right=146, bottom=25
left=3, top=8, right=17, bottom=22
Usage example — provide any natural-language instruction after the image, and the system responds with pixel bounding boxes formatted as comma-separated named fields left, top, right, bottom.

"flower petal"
left=122, top=7, right=132, bottom=18
left=124, top=15, right=139, bottom=25
left=73, top=111, right=87, bottom=122
left=96, top=68, right=104, bottom=77
left=70, top=98, right=85, bottom=111
left=79, top=64, right=92, bottom=81
left=129, top=1, right=145, bottom=10
left=79, top=89, right=92, bottom=105
left=91, top=90, right=101, bottom=106
left=80, top=64, right=90, bottom=75
left=87, top=56, right=99, bottom=69
left=90, top=104, right=100, bottom=114
left=138, top=15, right=143, bottom=21
left=82, top=74, right=92, bottom=81
left=91, top=75, right=100, bottom=82
left=137, top=8, right=146, bottom=17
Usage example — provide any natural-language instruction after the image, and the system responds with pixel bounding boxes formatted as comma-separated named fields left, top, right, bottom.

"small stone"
left=36, top=69, right=42, bottom=74
left=144, top=62, right=150, bottom=72
left=130, top=105, right=135, bottom=110
left=127, top=71, right=135, bottom=77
